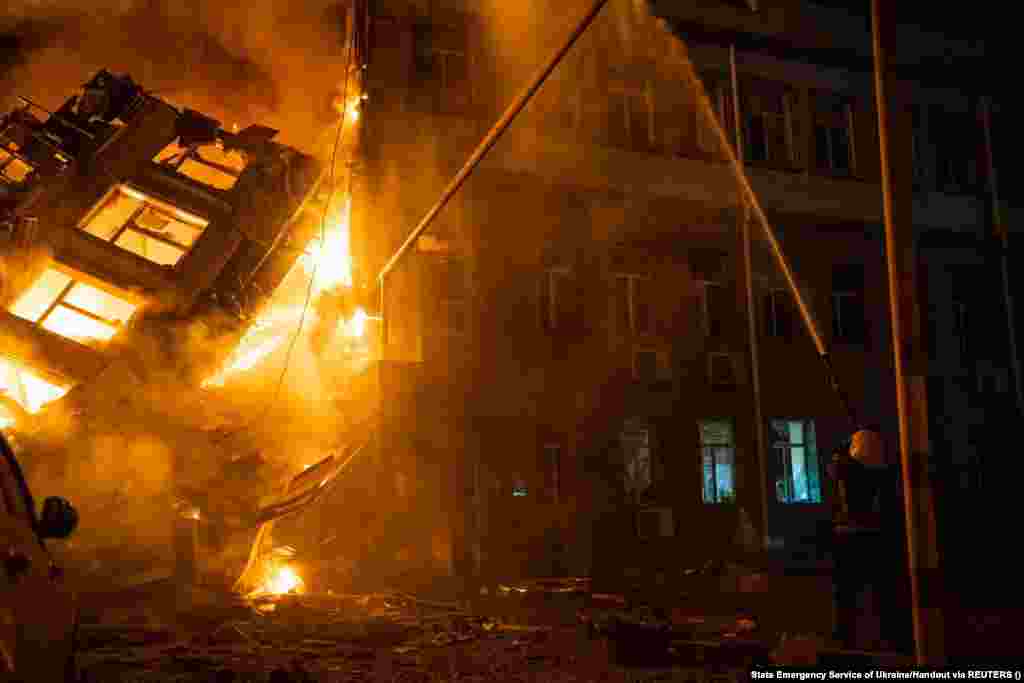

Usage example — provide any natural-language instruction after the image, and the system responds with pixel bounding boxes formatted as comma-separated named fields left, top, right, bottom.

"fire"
left=263, top=565, right=303, bottom=595
left=0, top=359, right=70, bottom=428
left=304, top=197, right=354, bottom=295
left=201, top=197, right=368, bottom=388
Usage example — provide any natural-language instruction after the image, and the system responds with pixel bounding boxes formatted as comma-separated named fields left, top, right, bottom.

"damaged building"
left=0, top=69, right=328, bottom=577
left=351, top=0, right=1021, bottom=630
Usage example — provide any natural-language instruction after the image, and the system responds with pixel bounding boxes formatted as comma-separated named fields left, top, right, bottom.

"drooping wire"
left=243, top=27, right=358, bottom=430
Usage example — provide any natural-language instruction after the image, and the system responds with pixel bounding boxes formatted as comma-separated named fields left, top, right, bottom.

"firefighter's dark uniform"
left=829, top=431, right=909, bottom=650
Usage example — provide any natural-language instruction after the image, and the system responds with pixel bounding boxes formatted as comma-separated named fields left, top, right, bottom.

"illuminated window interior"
left=154, top=143, right=244, bottom=191
left=81, top=185, right=209, bottom=266
left=0, top=359, right=70, bottom=428
left=0, top=147, right=33, bottom=184
left=8, top=266, right=136, bottom=345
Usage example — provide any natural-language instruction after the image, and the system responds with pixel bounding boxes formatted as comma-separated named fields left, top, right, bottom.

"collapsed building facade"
left=0, top=69, right=332, bottom=578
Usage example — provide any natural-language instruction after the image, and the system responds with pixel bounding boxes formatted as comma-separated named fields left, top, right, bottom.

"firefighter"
left=827, top=426, right=908, bottom=650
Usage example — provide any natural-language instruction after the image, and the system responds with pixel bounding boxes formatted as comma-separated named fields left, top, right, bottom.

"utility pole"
left=870, top=0, right=944, bottom=665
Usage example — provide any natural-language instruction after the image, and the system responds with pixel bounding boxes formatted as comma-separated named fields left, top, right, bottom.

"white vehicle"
left=0, top=432, right=79, bottom=682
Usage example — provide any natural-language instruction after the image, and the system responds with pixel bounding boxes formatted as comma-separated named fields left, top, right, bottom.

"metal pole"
left=376, top=0, right=610, bottom=285
left=870, top=0, right=927, bottom=665
left=729, top=46, right=770, bottom=548
left=979, top=97, right=1023, bottom=417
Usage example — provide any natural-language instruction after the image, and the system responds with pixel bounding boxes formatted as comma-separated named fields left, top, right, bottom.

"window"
left=699, top=280, right=727, bottom=338
left=831, top=264, right=866, bottom=345
left=744, top=87, right=796, bottom=168
left=414, top=22, right=473, bottom=113
left=613, top=273, right=652, bottom=337
left=699, top=419, right=735, bottom=504
left=633, top=348, right=671, bottom=384
left=813, top=92, right=853, bottom=175
left=607, top=81, right=654, bottom=152
left=620, top=420, right=652, bottom=499
left=770, top=419, right=822, bottom=503
left=153, top=142, right=244, bottom=190
left=540, top=267, right=572, bottom=332
left=543, top=442, right=561, bottom=503
left=696, top=76, right=733, bottom=158
left=0, top=148, right=33, bottom=185
left=708, top=352, right=737, bottom=389
left=930, top=107, right=978, bottom=195
left=436, top=257, right=467, bottom=335
left=8, top=266, right=136, bottom=345
left=80, top=186, right=209, bottom=266
left=764, top=288, right=794, bottom=339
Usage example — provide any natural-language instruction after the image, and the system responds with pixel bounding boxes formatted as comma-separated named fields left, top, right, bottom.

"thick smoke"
left=1, top=0, right=353, bottom=153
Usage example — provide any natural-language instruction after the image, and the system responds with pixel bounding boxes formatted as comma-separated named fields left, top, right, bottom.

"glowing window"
left=8, top=266, right=136, bottom=345
left=0, top=148, right=33, bottom=184
left=154, top=143, right=244, bottom=190
left=0, top=359, right=70, bottom=416
left=80, top=186, right=209, bottom=266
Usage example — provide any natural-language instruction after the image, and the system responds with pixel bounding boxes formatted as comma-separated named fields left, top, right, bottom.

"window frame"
left=770, top=418, right=822, bottom=504
left=699, top=418, right=736, bottom=504
left=607, top=78, right=656, bottom=153
left=78, top=184, right=210, bottom=268
left=540, top=266, right=572, bottom=333
left=698, top=279, right=726, bottom=338
left=813, top=92, right=856, bottom=176
left=743, top=87, right=797, bottom=169
left=7, top=265, right=137, bottom=345
left=764, top=287, right=793, bottom=339
left=621, top=419, right=653, bottom=501
left=613, top=272, right=652, bottom=338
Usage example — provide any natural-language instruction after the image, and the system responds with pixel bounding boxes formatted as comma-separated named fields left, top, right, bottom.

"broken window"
left=0, top=359, right=69, bottom=423
left=764, top=288, right=794, bottom=339
left=153, top=142, right=244, bottom=191
left=8, top=266, right=136, bottom=345
left=831, top=264, right=867, bottom=345
left=813, top=92, right=854, bottom=175
left=620, top=420, right=652, bottom=500
left=613, top=273, right=652, bottom=337
left=771, top=419, right=822, bottom=504
left=80, top=185, right=209, bottom=266
left=699, top=419, right=735, bottom=504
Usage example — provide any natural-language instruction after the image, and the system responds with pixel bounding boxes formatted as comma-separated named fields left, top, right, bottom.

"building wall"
left=360, top=0, right=1010, bottom=587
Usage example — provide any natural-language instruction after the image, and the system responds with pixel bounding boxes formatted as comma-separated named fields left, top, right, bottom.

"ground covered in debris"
left=76, top=582, right=783, bottom=683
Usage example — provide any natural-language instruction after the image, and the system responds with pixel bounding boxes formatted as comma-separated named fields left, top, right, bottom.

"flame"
left=253, top=562, right=304, bottom=596
left=0, top=359, right=71, bottom=428
left=200, top=196, right=368, bottom=388
left=304, top=197, right=354, bottom=295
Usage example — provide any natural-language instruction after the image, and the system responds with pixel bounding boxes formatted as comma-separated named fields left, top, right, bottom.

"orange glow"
left=251, top=561, right=304, bottom=596
left=9, top=267, right=136, bottom=345
left=201, top=196, right=368, bottom=388
left=304, top=197, right=354, bottom=295
left=0, top=358, right=70, bottom=427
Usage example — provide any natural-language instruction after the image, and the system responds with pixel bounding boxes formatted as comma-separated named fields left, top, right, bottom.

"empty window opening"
left=8, top=266, right=136, bottom=345
left=80, top=185, right=209, bottom=266
left=154, top=142, right=244, bottom=190
left=771, top=418, right=821, bottom=504
left=700, top=418, right=735, bottom=504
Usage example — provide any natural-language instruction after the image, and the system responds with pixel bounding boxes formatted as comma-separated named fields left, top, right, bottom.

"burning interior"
left=1, top=69, right=376, bottom=594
